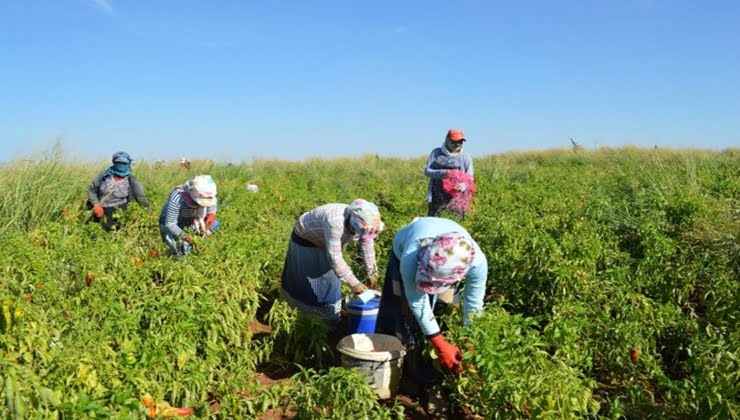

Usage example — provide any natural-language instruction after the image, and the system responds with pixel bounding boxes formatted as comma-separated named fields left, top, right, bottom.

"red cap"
left=446, top=128, right=466, bottom=142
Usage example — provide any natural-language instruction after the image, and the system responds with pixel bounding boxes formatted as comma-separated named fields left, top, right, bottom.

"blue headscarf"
left=106, top=151, right=132, bottom=177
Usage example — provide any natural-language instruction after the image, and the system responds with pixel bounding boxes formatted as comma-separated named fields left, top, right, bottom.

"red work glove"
left=182, top=235, right=191, bottom=243
left=205, top=213, right=216, bottom=230
left=430, top=334, right=463, bottom=373
left=92, top=204, right=104, bottom=218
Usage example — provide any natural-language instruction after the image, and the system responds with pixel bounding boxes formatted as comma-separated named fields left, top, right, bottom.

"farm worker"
left=375, top=217, right=487, bottom=391
left=280, top=199, right=384, bottom=325
left=159, top=175, right=219, bottom=256
left=87, top=151, right=150, bottom=231
left=424, top=128, right=474, bottom=218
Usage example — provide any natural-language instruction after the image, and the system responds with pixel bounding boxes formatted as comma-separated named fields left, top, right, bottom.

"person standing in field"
left=375, top=217, right=487, bottom=393
left=159, top=175, right=219, bottom=257
left=424, top=128, right=474, bottom=218
left=281, top=199, right=385, bottom=325
left=87, top=151, right=150, bottom=231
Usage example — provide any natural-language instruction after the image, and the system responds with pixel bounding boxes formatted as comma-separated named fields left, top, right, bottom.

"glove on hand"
left=430, top=334, right=463, bottom=373
left=205, top=213, right=216, bottom=230
left=92, top=204, right=104, bottom=218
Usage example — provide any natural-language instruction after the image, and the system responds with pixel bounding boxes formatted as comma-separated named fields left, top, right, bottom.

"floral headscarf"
left=416, top=232, right=476, bottom=294
left=347, top=199, right=385, bottom=240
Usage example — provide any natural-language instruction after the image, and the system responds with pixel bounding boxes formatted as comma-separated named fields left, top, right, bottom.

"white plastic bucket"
left=336, top=333, right=406, bottom=399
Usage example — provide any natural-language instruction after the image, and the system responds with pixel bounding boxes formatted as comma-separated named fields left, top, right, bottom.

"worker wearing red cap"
left=424, top=129, right=474, bottom=217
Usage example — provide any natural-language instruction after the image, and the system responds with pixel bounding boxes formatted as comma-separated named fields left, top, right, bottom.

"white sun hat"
left=185, top=175, right=218, bottom=207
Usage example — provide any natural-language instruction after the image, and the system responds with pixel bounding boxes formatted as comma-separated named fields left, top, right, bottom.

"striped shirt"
left=293, top=203, right=377, bottom=288
left=159, top=187, right=217, bottom=239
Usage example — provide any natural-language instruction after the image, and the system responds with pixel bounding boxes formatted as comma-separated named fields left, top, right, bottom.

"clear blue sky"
left=1, top=1, right=738, bottom=162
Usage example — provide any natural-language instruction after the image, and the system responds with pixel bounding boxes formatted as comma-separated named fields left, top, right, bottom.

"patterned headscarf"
left=416, top=232, right=476, bottom=294
left=347, top=199, right=385, bottom=240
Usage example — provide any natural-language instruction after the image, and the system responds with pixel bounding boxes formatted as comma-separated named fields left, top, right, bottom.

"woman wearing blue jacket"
left=376, top=217, right=488, bottom=393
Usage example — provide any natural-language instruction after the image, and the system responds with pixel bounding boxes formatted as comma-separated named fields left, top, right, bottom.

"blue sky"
left=1, top=1, right=738, bottom=162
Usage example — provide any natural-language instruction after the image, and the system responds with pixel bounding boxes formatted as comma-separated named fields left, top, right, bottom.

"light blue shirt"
left=392, top=217, right=488, bottom=336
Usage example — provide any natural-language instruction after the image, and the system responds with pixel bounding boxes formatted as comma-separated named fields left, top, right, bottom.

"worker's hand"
left=205, top=213, right=216, bottom=230
left=182, top=235, right=191, bottom=243
left=92, top=204, right=104, bottom=218
left=430, top=334, right=463, bottom=373
left=367, top=273, right=378, bottom=290
left=352, top=283, right=368, bottom=294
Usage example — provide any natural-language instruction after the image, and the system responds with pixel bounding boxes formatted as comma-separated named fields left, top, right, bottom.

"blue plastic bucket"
left=347, top=297, right=381, bottom=334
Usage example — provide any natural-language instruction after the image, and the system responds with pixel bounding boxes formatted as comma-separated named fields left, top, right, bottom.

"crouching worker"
left=87, top=151, right=149, bottom=230
left=280, top=199, right=384, bottom=326
left=159, top=175, right=219, bottom=257
left=376, top=217, right=487, bottom=393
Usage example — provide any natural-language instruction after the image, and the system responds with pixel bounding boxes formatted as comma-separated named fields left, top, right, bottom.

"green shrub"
left=285, top=366, right=404, bottom=420
left=0, top=146, right=737, bottom=417
left=446, top=302, right=601, bottom=418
